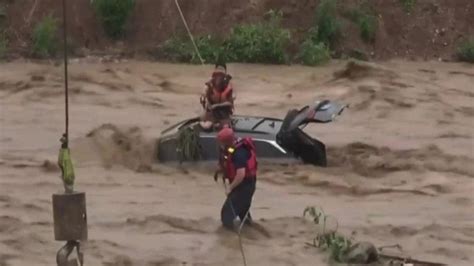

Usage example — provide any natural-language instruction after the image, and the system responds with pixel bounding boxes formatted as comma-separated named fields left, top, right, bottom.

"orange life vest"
left=221, top=137, right=258, bottom=182
left=207, top=71, right=233, bottom=105
left=209, top=84, right=233, bottom=105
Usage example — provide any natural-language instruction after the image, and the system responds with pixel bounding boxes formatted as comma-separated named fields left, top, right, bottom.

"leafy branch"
left=303, top=206, right=353, bottom=263
left=176, top=126, right=202, bottom=163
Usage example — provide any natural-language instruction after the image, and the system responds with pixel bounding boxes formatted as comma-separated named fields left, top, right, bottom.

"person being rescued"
left=215, top=126, right=257, bottom=230
left=199, top=63, right=234, bottom=130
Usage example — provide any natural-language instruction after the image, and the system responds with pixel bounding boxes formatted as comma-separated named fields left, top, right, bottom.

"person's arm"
left=211, top=87, right=234, bottom=110
left=228, top=168, right=245, bottom=192
left=203, top=80, right=212, bottom=97
left=215, top=150, right=226, bottom=179
left=202, top=84, right=212, bottom=110
left=227, top=148, right=248, bottom=193
left=229, top=88, right=234, bottom=105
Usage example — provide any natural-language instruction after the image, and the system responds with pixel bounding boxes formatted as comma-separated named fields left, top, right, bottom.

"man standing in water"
left=215, top=126, right=257, bottom=230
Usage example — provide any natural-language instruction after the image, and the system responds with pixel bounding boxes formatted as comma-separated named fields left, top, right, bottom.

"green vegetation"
left=304, top=206, right=379, bottom=263
left=313, top=0, right=341, bottom=48
left=295, top=0, right=341, bottom=66
left=160, top=10, right=290, bottom=65
left=0, top=34, right=7, bottom=59
left=0, top=6, right=6, bottom=22
left=457, top=38, right=474, bottom=63
left=160, top=34, right=223, bottom=64
left=298, top=40, right=331, bottom=66
left=399, top=0, right=416, bottom=13
left=304, top=206, right=352, bottom=262
left=32, top=15, right=58, bottom=58
left=0, top=4, right=6, bottom=20
left=177, top=126, right=202, bottom=163
left=347, top=2, right=378, bottom=43
left=224, top=10, right=290, bottom=64
left=358, top=14, right=377, bottom=43
left=91, top=0, right=135, bottom=39
left=159, top=35, right=193, bottom=63
left=158, top=2, right=382, bottom=66
left=195, top=35, right=225, bottom=64
left=298, top=0, right=344, bottom=66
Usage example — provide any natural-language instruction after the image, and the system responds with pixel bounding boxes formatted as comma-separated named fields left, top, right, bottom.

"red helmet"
left=217, top=126, right=234, bottom=144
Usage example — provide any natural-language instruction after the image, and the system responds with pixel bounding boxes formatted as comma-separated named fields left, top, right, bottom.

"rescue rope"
left=174, top=0, right=205, bottom=65
left=62, top=0, right=69, bottom=144
left=57, top=0, right=75, bottom=194
left=223, top=181, right=250, bottom=266
left=174, top=1, right=248, bottom=264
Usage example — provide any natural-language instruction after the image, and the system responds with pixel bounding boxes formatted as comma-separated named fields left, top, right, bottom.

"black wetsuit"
left=220, top=146, right=256, bottom=229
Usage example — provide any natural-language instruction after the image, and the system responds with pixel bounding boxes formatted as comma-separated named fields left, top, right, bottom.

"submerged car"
left=157, top=100, right=347, bottom=166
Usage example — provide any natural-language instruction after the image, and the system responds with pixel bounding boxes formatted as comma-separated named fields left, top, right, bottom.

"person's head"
left=212, top=72, right=226, bottom=91
left=215, top=63, right=227, bottom=73
left=217, top=126, right=235, bottom=148
left=211, top=63, right=228, bottom=91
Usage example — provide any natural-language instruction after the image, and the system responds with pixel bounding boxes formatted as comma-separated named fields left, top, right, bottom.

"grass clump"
left=297, top=0, right=342, bottom=66
left=32, top=15, right=58, bottom=58
left=313, top=0, right=341, bottom=48
left=298, top=40, right=331, bottom=66
left=224, top=10, right=290, bottom=64
left=358, top=14, right=377, bottom=43
left=91, top=0, right=135, bottom=39
left=457, top=38, right=474, bottom=63
left=399, top=0, right=416, bottom=13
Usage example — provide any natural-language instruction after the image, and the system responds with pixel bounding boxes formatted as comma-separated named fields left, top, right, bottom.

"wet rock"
left=346, top=241, right=379, bottom=264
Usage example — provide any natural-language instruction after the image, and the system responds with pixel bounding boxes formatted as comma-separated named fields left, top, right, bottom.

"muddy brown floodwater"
left=0, top=59, right=473, bottom=266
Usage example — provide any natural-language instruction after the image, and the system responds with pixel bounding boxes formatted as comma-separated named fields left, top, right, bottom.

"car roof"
left=160, top=115, right=284, bottom=137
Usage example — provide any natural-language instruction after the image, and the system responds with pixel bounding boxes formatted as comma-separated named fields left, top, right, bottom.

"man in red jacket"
left=216, top=126, right=257, bottom=230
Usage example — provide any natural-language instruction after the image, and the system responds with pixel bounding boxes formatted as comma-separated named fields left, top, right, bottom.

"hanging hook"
left=57, top=241, right=83, bottom=266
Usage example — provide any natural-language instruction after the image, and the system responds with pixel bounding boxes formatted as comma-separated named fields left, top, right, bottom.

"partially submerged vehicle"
left=157, top=100, right=347, bottom=166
